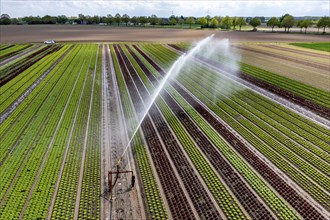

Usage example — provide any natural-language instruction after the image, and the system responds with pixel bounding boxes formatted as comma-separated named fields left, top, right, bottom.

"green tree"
left=198, top=17, right=208, bottom=28
left=78, top=13, right=85, bottom=24
left=106, top=14, right=113, bottom=25
left=169, top=15, right=177, bottom=22
left=317, top=16, right=330, bottom=33
left=266, top=17, right=279, bottom=32
left=186, top=16, right=195, bottom=28
left=169, top=18, right=177, bottom=25
left=57, top=15, right=68, bottom=24
left=232, top=16, right=238, bottom=29
left=205, top=15, right=211, bottom=23
left=149, top=14, right=158, bottom=25
left=281, top=15, right=295, bottom=32
left=209, top=17, right=219, bottom=28
left=114, top=13, right=121, bottom=26
left=249, top=17, right=261, bottom=31
left=280, top=13, right=291, bottom=23
left=11, top=18, right=19, bottom=25
left=178, top=18, right=184, bottom=27
left=236, top=17, right=245, bottom=31
left=0, top=14, right=11, bottom=25
left=221, top=16, right=232, bottom=29
left=91, top=15, right=100, bottom=24
left=297, top=20, right=304, bottom=32
left=122, top=14, right=130, bottom=26
left=139, top=16, right=147, bottom=26
left=130, top=16, right=138, bottom=25
left=301, top=20, right=312, bottom=33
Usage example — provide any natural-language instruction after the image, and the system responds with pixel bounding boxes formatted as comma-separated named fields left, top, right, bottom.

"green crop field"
left=0, top=41, right=329, bottom=220
left=290, top=42, right=330, bottom=52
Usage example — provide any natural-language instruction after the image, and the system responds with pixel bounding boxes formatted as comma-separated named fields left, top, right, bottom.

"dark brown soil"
left=1, top=25, right=329, bottom=43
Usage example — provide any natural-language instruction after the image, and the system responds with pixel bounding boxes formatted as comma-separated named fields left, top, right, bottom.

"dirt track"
left=1, top=25, right=329, bottom=43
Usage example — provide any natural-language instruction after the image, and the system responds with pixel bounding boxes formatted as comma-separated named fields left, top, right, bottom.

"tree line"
left=1, top=13, right=329, bottom=33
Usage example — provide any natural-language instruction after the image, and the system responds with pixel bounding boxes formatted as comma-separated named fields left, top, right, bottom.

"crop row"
left=201, top=49, right=330, bottom=117
left=0, top=45, right=50, bottom=79
left=171, top=43, right=330, bottom=110
left=0, top=45, right=77, bottom=162
left=180, top=59, right=330, bottom=173
left=22, top=45, right=92, bottom=219
left=0, top=44, right=32, bottom=61
left=77, top=45, right=102, bottom=220
left=135, top=43, right=326, bottom=217
left=179, top=62, right=330, bottom=178
left=51, top=44, right=99, bottom=219
left=109, top=44, right=168, bottom=220
left=181, top=71, right=330, bottom=209
left=114, top=44, right=197, bottom=219
left=157, top=44, right=330, bottom=178
left=0, top=44, right=71, bottom=115
left=132, top=45, right=300, bottom=219
left=120, top=44, right=226, bottom=219
left=0, top=44, right=82, bottom=200
left=184, top=50, right=330, bottom=141
left=125, top=44, right=270, bottom=219
left=0, top=45, right=92, bottom=219
left=0, top=45, right=63, bottom=86
left=181, top=67, right=330, bottom=187
left=0, top=44, right=15, bottom=51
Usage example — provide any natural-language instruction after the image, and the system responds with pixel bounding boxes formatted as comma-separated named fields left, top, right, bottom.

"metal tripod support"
left=108, top=165, right=134, bottom=200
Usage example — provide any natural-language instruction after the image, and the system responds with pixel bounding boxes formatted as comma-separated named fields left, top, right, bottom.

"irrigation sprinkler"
left=109, top=34, right=214, bottom=200
left=108, top=156, right=135, bottom=200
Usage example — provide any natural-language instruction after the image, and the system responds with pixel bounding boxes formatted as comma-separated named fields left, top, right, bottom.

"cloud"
left=1, top=0, right=329, bottom=18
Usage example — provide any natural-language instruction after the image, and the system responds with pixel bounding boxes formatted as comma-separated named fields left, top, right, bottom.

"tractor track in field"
left=101, top=44, right=111, bottom=220
left=133, top=44, right=329, bottom=219
left=0, top=45, right=73, bottom=124
left=102, top=44, right=140, bottom=220
left=0, top=44, right=43, bottom=66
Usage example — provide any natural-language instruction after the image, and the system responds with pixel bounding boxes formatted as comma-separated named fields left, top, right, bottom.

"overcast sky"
left=1, top=0, right=329, bottom=18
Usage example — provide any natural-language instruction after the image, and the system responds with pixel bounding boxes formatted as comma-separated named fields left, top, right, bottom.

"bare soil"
left=1, top=25, right=329, bottom=43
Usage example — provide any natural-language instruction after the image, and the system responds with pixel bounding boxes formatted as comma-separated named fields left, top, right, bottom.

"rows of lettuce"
left=0, top=45, right=70, bottom=116
left=0, top=44, right=101, bottom=219
left=139, top=44, right=330, bottom=212
left=177, top=42, right=330, bottom=110
left=110, top=45, right=168, bottom=220
left=0, top=44, right=32, bottom=61
left=119, top=44, right=305, bottom=219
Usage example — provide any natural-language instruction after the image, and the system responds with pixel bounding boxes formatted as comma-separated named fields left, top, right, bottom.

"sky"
left=1, top=0, right=329, bottom=18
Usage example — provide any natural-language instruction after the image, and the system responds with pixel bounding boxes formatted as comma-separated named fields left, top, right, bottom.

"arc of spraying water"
left=119, top=34, right=215, bottom=167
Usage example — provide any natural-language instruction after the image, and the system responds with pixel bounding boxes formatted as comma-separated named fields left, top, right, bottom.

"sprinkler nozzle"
left=116, top=156, right=123, bottom=166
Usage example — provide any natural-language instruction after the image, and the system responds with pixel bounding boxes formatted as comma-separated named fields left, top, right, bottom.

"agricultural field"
left=0, top=37, right=329, bottom=220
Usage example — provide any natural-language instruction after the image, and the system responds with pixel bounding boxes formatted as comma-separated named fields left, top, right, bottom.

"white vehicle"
left=44, top=40, right=56, bottom=44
